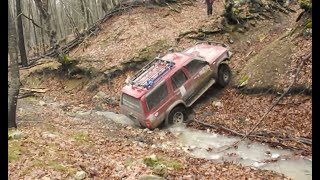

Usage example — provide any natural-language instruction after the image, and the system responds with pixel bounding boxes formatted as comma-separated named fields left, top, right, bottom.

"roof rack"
left=129, top=57, right=175, bottom=89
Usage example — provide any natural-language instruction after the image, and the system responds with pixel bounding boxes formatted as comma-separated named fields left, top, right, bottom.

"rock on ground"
left=74, top=171, right=86, bottom=180
left=9, top=130, right=24, bottom=140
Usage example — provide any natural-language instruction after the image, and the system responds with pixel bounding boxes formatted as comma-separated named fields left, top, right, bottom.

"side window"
left=145, top=81, right=168, bottom=110
left=171, top=69, right=188, bottom=91
left=185, top=60, right=208, bottom=76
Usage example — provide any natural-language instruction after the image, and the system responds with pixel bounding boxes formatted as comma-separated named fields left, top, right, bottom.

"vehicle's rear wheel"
left=168, top=106, right=186, bottom=125
left=217, top=63, right=231, bottom=87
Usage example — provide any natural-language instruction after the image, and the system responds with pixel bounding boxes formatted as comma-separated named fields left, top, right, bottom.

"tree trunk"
left=8, top=3, right=21, bottom=129
left=101, top=0, right=108, bottom=15
left=53, top=0, right=63, bottom=38
left=30, top=0, right=39, bottom=56
left=49, top=0, right=58, bottom=39
left=39, top=14, right=46, bottom=54
left=80, top=0, right=89, bottom=30
left=33, top=0, right=57, bottom=48
left=58, top=1, right=66, bottom=37
left=34, top=0, right=65, bottom=64
left=93, top=0, right=99, bottom=21
left=27, top=0, right=32, bottom=51
left=16, top=0, right=28, bottom=67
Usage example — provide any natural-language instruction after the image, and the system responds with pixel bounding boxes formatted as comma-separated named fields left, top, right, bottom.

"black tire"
left=217, top=63, right=231, bottom=87
left=168, top=106, right=187, bottom=125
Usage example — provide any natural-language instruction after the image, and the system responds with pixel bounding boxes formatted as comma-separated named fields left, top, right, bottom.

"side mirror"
left=168, top=47, right=174, bottom=53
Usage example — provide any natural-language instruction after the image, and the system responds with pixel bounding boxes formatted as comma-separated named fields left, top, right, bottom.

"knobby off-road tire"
left=168, top=106, right=187, bottom=125
left=217, top=63, right=231, bottom=87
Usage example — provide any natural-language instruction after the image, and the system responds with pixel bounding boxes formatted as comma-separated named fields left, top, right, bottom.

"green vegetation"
left=8, top=140, right=24, bottom=162
left=72, top=132, right=91, bottom=143
left=238, top=75, right=249, bottom=87
left=299, top=0, right=312, bottom=11
left=305, top=20, right=312, bottom=29
left=143, top=154, right=182, bottom=170
left=8, top=129, right=15, bottom=139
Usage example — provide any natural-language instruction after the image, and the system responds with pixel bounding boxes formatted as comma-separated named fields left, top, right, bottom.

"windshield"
left=121, top=93, right=142, bottom=113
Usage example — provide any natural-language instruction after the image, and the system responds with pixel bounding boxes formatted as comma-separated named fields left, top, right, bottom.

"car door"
left=184, top=59, right=212, bottom=93
left=170, top=68, right=193, bottom=102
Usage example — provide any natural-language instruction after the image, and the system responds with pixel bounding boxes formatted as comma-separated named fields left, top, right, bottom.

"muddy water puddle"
left=169, top=124, right=312, bottom=180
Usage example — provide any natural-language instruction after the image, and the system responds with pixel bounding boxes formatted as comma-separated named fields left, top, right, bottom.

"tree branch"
left=17, top=12, right=42, bottom=29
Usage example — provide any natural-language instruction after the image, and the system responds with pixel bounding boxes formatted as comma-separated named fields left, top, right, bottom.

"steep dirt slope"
left=70, top=0, right=225, bottom=71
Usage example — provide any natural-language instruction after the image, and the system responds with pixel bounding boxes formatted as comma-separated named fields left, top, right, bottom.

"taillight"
left=145, top=120, right=152, bottom=128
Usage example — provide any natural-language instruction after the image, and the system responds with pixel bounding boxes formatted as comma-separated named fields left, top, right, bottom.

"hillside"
left=10, top=0, right=312, bottom=179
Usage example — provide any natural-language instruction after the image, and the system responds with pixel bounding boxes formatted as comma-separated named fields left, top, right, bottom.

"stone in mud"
left=42, top=132, right=58, bottom=139
left=153, top=164, right=168, bottom=177
left=92, top=91, right=107, bottom=102
left=76, top=110, right=92, bottom=116
left=9, top=130, right=24, bottom=140
left=39, top=101, right=47, bottom=106
left=115, top=164, right=125, bottom=172
left=74, top=171, right=86, bottom=180
left=212, top=101, right=224, bottom=108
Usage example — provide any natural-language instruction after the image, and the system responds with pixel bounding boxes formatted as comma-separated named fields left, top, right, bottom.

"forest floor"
left=10, top=0, right=312, bottom=179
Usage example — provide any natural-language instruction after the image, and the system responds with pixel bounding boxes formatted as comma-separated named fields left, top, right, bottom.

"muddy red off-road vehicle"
left=120, top=42, right=232, bottom=129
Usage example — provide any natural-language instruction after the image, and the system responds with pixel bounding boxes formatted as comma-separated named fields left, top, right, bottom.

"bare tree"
left=33, top=0, right=56, bottom=47
left=29, top=0, right=40, bottom=56
left=16, top=0, right=28, bottom=67
left=34, top=0, right=65, bottom=64
left=8, top=3, right=21, bottom=128
left=16, top=0, right=128, bottom=59
left=80, top=0, right=89, bottom=29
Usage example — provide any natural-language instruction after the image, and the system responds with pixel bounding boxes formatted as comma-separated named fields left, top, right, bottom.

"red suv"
left=120, top=42, right=232, bottom=129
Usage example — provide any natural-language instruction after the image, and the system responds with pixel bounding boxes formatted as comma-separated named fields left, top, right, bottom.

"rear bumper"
left=120, top=105, right=163, bottom=129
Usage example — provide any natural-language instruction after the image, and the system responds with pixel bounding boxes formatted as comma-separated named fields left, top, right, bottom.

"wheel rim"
left=172, top=112, right=184, bottom=124
left=223, top=71, right=229, bottom=82
left=222, top=66, right=230, bottom=82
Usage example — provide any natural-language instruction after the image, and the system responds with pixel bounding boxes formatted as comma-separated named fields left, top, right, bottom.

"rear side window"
left=171, top=69, right=187, bottom=91
left=122, top=94, right=142, bottom=112
left=185, top=60, right=207, bottom=76
left=145, top=81, right=168, bottom=110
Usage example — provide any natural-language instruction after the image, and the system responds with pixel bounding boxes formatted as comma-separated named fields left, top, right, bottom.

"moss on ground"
left=72, top=132, right=91, bottom=143
left=143, top=154, right=182, bottom=170
left=8, top=140, right=24, bottom=162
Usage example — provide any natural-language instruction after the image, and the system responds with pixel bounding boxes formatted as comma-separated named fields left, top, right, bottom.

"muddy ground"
left=9, top=0, right=312, bottom=179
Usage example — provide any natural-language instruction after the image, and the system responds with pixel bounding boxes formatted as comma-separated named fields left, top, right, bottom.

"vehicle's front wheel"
left=168, top=106, right=186, bottom=125
left=217, top=63, right=231, bottom=87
